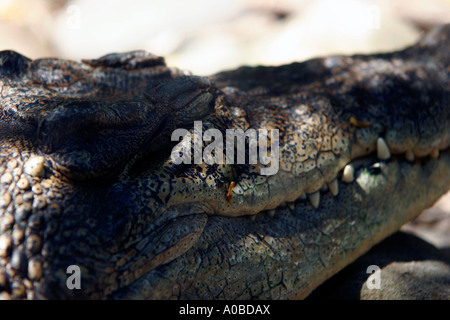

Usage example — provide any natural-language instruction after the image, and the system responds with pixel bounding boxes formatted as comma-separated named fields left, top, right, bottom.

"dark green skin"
left=0, top=25, right=448, bottom=299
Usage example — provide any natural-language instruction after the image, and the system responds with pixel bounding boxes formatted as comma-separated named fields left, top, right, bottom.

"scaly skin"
left=0, top=25, right=448, bottom=299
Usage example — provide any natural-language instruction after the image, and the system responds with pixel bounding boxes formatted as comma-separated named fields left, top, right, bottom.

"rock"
left=307, top=232, right=450, bottom=300
left=361, top=260, right=450, bottom=299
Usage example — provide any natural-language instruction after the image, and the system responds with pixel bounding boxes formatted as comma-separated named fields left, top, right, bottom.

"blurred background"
left=1, top=0, right=449, bottom=74
left=0, top=0, right=449, bottom=249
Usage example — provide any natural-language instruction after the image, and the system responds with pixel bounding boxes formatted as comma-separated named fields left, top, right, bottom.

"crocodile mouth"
left=109, top=142, right=450, bottom=299
left=152, top=130, right=450, bottom=220
left=256, top=139, right=450, bottom=217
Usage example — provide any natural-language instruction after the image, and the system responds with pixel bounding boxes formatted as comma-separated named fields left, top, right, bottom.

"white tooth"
left=405, top=150, right=415, bottom=162
left=371, top=162, right=383, bottom=171
left=267, top=209, right=276, bottom=217
left=321, top=184, right=328, bottom=192
left=308, top=191, right=320, bottom=209
left=299, top=193, right=307, bottom=200
left=377, top=137, right=391, bottom=160
left=342, top=164, right=354, bottom=183
left=328, top=179, right=339, bottom=196
left=288, top=202, right=295, bottom=210
left=430, top=149, right=439, bottom=159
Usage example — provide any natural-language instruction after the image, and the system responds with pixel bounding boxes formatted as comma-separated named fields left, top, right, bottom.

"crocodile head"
left=0, top=25, right=449, bottom=300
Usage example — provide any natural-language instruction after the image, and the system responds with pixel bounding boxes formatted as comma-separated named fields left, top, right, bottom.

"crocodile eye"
left=0, top=48, right=216, bottom=182
left=33, top=77, right=216, bottom=182
left=36, top=97, right=169, bottom=181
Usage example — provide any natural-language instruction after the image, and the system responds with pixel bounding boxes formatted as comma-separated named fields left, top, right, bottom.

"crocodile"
left=0, top=24, right=449, bottom=300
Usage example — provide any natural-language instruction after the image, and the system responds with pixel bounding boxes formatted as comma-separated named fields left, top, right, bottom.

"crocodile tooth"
left=328, top=179, right=339, bottom=196
left=405, top=150, right=415, bottom=162
left=342, top=164, right=354, bottom=183
left=288, top=202, right=295, bottom=210
left=430, top=149, right=439, bottom=159
left=299, top=193, right=307, bottom=200
left=267, top=209, right=276, bottom=217
left=250, top=215, right=256, bottom=221
left=308, top=191, right=320, bottom=209
left=370, top=162, right=383, bottom=173
left=320, top=184, right=328, bottom=192
left=377, top=137, right=391, bottom=160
